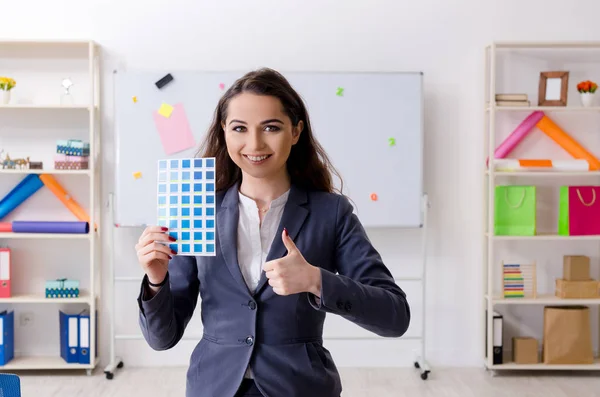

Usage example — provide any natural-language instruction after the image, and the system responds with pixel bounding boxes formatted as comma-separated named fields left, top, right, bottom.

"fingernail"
left=169, top=236, right=176, bottom=241
left=284, top=227, right=288, bottom=236
left=168, top=255, right=172, bottom=259
left=161, top=227, right=168, bottom=231
left=171, top=249, right=177, bottom=254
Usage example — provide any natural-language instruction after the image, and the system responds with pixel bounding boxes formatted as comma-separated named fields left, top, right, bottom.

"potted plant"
left=577, top=80, right=598, bottom=107
left=0, top=77, right=16, bottom=105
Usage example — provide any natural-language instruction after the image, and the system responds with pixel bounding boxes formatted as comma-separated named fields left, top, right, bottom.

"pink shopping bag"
left=568, top=186, right=600, bottom=235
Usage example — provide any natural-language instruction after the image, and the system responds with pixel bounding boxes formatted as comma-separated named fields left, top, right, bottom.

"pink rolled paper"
left=486, top=111, right=545, bottom=165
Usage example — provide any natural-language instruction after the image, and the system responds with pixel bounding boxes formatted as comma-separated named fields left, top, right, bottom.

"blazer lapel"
left=254, top=185, right=309, bottom=296
left=217, top=182, right=251, bottom=295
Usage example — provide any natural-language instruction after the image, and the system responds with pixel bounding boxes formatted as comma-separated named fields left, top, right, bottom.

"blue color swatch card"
left=157, top=158, right=216, bottom=256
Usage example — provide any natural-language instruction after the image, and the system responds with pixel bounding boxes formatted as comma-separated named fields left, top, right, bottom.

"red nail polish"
left=161, top=226, right=168, bottom=231
left=171, top=249, right=177, bottom=255
left=169, top=236, right=176, bottom=241
left=284, top=227, right=288, bottom=236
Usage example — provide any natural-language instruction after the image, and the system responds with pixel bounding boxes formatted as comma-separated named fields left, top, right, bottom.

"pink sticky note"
left=152, top=103, right=196, bottom=155
left=219, top=83, right=225, bottom=90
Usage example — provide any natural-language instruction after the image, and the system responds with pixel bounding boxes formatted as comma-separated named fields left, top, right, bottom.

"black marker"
left=155, top=73, right=174, bottom=89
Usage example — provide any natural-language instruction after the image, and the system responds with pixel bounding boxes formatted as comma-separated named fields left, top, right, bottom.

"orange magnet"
left=370, top=193, right=378, bottom=201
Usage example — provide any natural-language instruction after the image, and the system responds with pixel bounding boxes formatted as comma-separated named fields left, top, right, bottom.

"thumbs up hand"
left=263, top=228, right=322, bottom=297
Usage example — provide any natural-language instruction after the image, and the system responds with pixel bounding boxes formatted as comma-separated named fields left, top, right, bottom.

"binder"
left=492, top=311, right=503, bottom=364
left=78, top=310, right=90, bottom=364
left=485, top=310, right=504, bottom=364
left=0, top=248, right=10, bottom=298
left=0, top=310, right=15, bottom=365
left=59, top=311, right=79, bottom=363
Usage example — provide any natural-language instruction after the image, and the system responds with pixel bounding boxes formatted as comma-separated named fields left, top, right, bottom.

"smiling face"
left=222, top=92, right=303, bottom=183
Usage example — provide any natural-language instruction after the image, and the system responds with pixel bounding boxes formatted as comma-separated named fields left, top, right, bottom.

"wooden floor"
left=11, top=366, right=600, bottom=396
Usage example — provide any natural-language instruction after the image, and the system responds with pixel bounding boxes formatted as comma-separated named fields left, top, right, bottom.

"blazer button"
left=245, top=336, right=254, bottom=346
left=248, top=301, right=256, bottom=310
left=336, top=301, right=344, bottom=310
left=345, top=302, right=352, bottom=312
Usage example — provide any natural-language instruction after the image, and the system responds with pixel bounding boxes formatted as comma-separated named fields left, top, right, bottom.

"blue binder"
left=0, top=311, right=14, bottom=366
left=78, top=311, right=90, bottom=364
left=59, top=311, right=79, bottom=363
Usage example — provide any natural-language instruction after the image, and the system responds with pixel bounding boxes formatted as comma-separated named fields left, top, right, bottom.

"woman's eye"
left=233, top=126, right=246, bottom=132
left=264, top=125, right=280, bottom=132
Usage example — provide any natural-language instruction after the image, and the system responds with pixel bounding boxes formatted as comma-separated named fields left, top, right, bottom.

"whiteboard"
left=114, top=70, right=424, bottom=228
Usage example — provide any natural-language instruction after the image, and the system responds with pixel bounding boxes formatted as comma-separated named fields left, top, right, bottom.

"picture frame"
left=538, top=71, right=569, bottom=106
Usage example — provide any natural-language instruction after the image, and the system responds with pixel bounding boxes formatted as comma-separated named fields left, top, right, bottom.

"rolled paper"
left=494, top=159, right=590, bottom=172
left=39, top=174, right=90, bottom=223
left=488, top=111, right=545, bottom=165
left=537, top=115, right=600, bottom=170
left=0, top=174, right=44, bottom=220
left=12, top=221, right=89, bottom=234
left=0, top=223, right=12, bottom=232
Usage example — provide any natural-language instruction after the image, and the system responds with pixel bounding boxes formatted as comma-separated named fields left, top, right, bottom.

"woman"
left=135, top=68, right=411, bottom=397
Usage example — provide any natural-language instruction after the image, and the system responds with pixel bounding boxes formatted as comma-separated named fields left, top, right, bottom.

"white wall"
left=1, top=0, right=599, bottom=369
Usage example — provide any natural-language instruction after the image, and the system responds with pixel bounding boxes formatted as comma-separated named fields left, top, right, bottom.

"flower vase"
left=1, top=90, right=10, bottom=105
left=580, top=92, right=596, bottom=107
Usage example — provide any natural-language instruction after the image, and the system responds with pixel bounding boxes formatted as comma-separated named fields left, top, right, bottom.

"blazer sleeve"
left=308, top=195, right=411, bottom=338
left=137, top=255, right=200, bottom=350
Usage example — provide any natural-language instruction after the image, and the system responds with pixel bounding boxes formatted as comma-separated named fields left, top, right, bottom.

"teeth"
left=247, top=155, right=269, bottom=162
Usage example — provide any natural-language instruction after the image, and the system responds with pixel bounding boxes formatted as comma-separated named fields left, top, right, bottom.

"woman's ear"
left=292, top=120, right=304, bottom=145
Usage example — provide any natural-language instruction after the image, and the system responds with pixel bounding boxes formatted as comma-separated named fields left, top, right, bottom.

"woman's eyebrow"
left=261, top=119, right=284, bottom=124
left=229, top=119, right=247, bottom=125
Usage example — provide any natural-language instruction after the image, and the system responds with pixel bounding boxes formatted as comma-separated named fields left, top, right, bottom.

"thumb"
left=282, top=228, right=297, bottom=254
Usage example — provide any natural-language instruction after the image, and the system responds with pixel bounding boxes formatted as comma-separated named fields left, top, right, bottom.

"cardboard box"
left=512, top=337, right=539, bottom=364
left=563, top=255, right=590, bottom=281
left=556, top=279, right=600, bottom=299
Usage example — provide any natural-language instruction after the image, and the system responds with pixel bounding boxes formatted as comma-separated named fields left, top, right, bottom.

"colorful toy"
left=486, top=111, right=600, bottom=170
left=503, top=261, right=537, bottom=298
left=45, top=278, right=79, bottom=298
left=0, top=150, right=15, bottom=169
left=29, top=161, right=43, bottom=169
left=39, top=174, right=90, bottom=223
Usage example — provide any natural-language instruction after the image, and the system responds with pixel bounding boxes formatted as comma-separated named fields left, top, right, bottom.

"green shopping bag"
left=494, top=185, right=536, bottom=236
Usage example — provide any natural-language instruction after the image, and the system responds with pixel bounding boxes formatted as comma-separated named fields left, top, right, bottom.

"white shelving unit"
left=484, top=41, right=600, bottom=372
left=0, top=40, right=101, bottom=374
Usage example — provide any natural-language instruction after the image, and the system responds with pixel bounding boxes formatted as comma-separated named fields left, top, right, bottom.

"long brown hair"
left=196, top=68, right=343, bottom=194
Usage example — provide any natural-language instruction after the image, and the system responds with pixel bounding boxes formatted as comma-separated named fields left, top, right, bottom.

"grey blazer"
left=137, top=182, right=411, bottom=397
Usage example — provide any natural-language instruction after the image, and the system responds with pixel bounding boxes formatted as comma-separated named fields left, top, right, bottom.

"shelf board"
left=485, top=358, right=600, bottom=370
left=487, top=294, right=600, bottom=305
left=0, top=291, right=91, bottom=304
left=486, top=170, right=600, bottom=177
left=0, top=169, right=90, bottom=175
left=488, top=105, right=600, bottom=112
left=0, top=232, right=91, bottom=240
left=486, top=233, right=600, bottom=241
left=0, top=356, right=99, bottom=371
left=0, top=104, right=95, bottom=110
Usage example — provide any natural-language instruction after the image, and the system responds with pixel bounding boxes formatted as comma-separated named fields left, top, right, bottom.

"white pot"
left=580, top=92, right=596, bottom=107
left=1, top=90, right=10, bottom=105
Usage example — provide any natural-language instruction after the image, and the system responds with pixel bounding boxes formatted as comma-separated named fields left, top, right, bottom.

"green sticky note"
left=336, top=87, right=344, bottom=96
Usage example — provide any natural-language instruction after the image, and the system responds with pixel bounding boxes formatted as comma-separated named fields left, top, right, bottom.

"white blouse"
left=237, top=188, right=290, bottom=378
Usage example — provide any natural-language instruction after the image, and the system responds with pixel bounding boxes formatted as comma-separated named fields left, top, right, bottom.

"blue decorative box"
left=45, top=279, right=80, bottom=298
left=56, top=139, right=90, bottom=157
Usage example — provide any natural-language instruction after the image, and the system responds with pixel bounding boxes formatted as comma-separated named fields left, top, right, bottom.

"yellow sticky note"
left=133, top=171, right=142, bottom=179
left=158, top=103, right=174, bottom=118
left=132, top=96, right=138, bottom=103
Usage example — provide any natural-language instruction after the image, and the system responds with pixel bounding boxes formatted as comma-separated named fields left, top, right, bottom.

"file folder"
left=78, top=311, right=90, bottom=364
left=0, top=311, right=14, bottom=365
left=0, top=248, right=10, bottom=298
left=59, top=311, right=79, bottom=363
left=485, top=310, right=504, bottom=365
